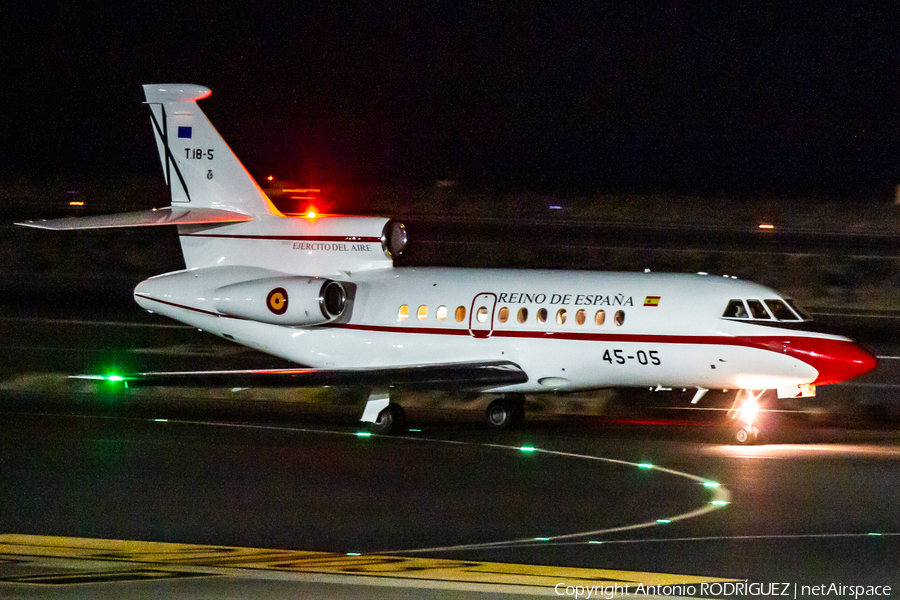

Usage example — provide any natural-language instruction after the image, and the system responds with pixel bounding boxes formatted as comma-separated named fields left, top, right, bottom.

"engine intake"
left=382, top=220, right=408, bottom=258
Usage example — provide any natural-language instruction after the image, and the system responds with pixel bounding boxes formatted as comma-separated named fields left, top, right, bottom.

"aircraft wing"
left=16, top=207, right=253, bottom=230
left=72, top=360, right=528, bottom=391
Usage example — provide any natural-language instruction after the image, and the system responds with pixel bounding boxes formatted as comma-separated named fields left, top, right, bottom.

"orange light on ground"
left=282, top=188, right=321, bottom=193
left=69, top=201, right=85, bottom=206
left=758, top=224, right=774, bottom=229
left=266, top=175, right=275, bottom=181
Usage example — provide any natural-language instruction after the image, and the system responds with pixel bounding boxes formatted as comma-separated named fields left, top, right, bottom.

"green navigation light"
left=520, top=446, right=536, bottom=453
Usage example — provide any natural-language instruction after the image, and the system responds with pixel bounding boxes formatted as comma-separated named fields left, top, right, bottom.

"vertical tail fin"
left=143, top=84, right=282, bottom=217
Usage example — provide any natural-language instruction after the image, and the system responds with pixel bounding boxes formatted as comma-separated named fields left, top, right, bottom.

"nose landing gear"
left=729, top=390, right=764, bottom=444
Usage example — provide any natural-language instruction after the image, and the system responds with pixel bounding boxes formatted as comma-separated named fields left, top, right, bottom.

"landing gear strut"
left=486, top=394, right=526, bottom=430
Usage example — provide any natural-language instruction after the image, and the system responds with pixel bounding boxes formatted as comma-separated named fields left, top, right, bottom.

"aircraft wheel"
left=371, top=404, right=405, bottom=434
left=733, top=425, right=759, bottom=445
left=486, top=396, right=525, bottom=429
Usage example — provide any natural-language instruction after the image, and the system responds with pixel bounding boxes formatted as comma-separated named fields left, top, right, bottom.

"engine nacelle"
left=214, top=276, right=346, bottom=326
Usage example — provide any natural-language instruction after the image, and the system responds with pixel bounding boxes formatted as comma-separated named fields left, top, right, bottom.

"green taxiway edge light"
left=703, top=481, right=720, bottom=488
left=656, top=519, right=671, bottom=524
left=356, top=432, right=372, bottom=438
left=711, top=500, right=729, bottom=506
left=106, top=375, right=125, bottom=382
left=408, top=428, right=422, bottom=432
left=520, top=446, right=536, bottom=453
left=534, top=537, right=550, bottom=541
left=153, top=419, right=168, bottom=423
left=638, top=463, right=653, bottom=469
left=588, top=540, right=603, bottom=545
left=346, top=552, right=361, bottom=556
left=868, top=533, right=883, bottom=536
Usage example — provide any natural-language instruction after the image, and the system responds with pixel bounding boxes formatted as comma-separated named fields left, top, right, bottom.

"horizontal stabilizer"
left=16, top=207, right=253, bottom=230
left=73, top=360, right=528, bottom=391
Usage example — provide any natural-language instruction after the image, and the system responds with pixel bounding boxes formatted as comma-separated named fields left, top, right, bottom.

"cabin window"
left=517, top=308, right=528, bottom=323
left=723, top=299, right=749, bottom=319
left=614, top=310, right=625, bottom=326
left=595, top=310, right=606, bottom=326
left=746, top=299, right=771, bottom=319
left=537, top=308, right=548, bottom=324
left=556, top=309, right=567, bottom=325
left=398, top=305, right=409, bottom=321
left=765, top=299, right=800, bottom=321
left=417, top=305, right=428, bottom=320
left=436, top=305, right=448, bottom=321
left=498, top=306, right=509, bottom=323
left=455, top=306, right=466, bottom=322
left=476, top=306, right=489, bottom=323
left=576, top=309, right=586, bottom=325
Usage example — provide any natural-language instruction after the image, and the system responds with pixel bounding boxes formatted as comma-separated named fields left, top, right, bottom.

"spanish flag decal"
left=644, top=296, right=661, bottom=307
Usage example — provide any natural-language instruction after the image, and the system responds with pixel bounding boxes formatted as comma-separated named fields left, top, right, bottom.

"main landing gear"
left=486, top=394, right=526, bottom=430
left=729, top=390, right=764, bottom=445
left=359, top=391, right=526, bottom=434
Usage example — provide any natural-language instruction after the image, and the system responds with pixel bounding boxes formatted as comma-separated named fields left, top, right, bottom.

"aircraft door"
left=469, top=293, right=497, bottom=339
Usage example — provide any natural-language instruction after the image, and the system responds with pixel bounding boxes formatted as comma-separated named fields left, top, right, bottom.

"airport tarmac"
left=1, top=305, right=899, bottom=598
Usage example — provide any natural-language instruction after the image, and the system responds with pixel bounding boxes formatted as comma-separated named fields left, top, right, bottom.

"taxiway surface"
left=1, top=305, right=899, bottom=598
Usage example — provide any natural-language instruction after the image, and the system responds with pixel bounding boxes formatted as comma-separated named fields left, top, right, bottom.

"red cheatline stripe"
left=178, top=234, right=381, bottom=242
left=136, top=296, right=247, bottom=320
left=329, top=322, right=796, bottom=351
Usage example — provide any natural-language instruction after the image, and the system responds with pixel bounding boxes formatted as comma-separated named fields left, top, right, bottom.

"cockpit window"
left=765, top=299, right=800, bottom=321
left=785, top=299, right=811, bottom=320
left=723, top=299, right=749, bottom=319
left=746, top=299, right=771, bottom=320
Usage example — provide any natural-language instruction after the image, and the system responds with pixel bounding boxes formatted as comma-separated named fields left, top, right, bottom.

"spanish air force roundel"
left=266, top=288, right=289, bottom=315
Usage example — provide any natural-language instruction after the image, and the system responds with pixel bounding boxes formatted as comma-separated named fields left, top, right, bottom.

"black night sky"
left=4, top=3, right=900, bottom=198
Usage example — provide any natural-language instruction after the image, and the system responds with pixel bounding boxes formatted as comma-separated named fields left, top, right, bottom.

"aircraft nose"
left=788, top=338, right=878, bottom=386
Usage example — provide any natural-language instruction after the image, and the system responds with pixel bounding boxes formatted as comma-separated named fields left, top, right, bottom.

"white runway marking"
left=546, top=531, right=899, bottom=547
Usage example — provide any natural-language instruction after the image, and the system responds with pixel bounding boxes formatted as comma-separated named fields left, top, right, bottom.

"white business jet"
left=18, top=84, right=877, bottom=443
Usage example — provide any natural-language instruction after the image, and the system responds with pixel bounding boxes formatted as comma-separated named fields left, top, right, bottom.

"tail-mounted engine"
left=214, top=276, right=348, bottom=326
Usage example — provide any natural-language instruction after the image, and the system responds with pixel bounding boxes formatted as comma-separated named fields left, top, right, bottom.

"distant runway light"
left=656, top=519, right=671, bottom=524
left=759, top=223, right=774, bottom=229
left=520, top=446, right=536, bottom=453
left=638, top=463, right=653, bottom=469
left=69, top=201, right=85, bottom=206
left=356, top=432, right=372, bottom=438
